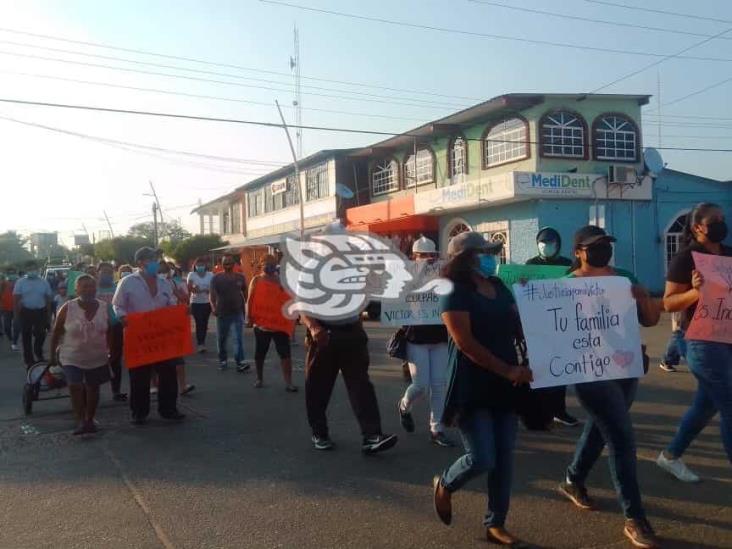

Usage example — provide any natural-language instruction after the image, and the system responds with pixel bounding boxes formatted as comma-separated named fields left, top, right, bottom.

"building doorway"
left=664, top=210, right=689, bottom=272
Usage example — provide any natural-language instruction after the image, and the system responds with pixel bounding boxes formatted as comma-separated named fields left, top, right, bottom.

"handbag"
left=386, top=327, right=408, bottom=360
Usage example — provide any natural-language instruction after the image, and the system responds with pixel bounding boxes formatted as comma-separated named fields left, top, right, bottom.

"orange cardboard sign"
left=685, top=252, right=732, bottom=344
left=249, top=278, right=296, bottom=336
left=123, top=305, right=194, bottom=368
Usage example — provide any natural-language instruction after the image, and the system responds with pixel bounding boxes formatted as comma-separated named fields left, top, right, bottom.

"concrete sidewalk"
left=0, top=317, right=728, bottom=549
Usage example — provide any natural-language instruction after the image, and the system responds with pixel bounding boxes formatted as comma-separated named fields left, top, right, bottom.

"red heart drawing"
left=612, top=351, right=634, bottom=368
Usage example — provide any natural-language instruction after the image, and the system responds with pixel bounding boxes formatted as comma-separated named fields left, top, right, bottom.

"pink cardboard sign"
left=685, top=252, right=732, bottom=344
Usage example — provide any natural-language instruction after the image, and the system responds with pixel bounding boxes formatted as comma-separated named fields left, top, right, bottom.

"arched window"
left=404, top=148, right=435, bottom=187
left=483, top=117, right=529, bottom=168
left=482, top=230, right=509, bottom=264
left=448, top=135, right=468, bottom=182
left=540, top=110, right=587, bottom=158
left=593, top=114, right=639, bottom=161
left=665, top=211, right=689, bottom=271
left=371, top=158, right=399, bottom=196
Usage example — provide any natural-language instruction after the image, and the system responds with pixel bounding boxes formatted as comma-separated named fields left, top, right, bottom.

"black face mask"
left=705, top=221, right=728, bottom=243
left=585, top=242, right=613, bottom=268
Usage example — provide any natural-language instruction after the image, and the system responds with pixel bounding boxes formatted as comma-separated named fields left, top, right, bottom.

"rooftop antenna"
left=290, top=24, right=303, bottom=159
left=656, top=70, right=662, bottom=149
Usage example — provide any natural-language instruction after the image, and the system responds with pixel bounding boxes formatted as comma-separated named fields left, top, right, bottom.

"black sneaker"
left=624, top=518, right=661, bottom=549
left=554, top=412, right=580, bottom=427
left=130, top=416, right=147, bottom=426
left=362, top=433, right=398, bottom=455
left=430, top=432, right=455, bottom=447
left=236, top=363, right=251, bottom=373
left=160, top=411, right=186, bottom=421
left=659, top=362, right=677, bottom=373
left=558, top=480, right=595, bottom=510
left=398, top=401, right=415, bottom=433
left=311, top=435, right=334, bottom=451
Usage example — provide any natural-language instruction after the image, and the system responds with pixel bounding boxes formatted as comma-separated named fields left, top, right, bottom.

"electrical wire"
left=663, top=76, right=732, bottom=107
left=0, top=26, right=484, bottom=102
left=0, top=39, right=466, bottom=109
left=2, top=96, right=732, bottom=153
left=584, top=0, right=732, bottom=25
left=0, top=68, right=425, bottom=123
left=467, top=0, right=732, bottom=41
left=0, top=49, right=458, bottom=111
left=259, top=0, right=732, bottom=62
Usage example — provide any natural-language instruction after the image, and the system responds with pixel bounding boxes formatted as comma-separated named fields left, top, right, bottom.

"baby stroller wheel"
left=22, top=383, right=33, bottom=415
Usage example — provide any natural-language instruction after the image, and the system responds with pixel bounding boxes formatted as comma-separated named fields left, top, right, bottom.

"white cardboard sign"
left=514, top=276, right=644, bottom=389
left=380, top=261, right=444, bottom=326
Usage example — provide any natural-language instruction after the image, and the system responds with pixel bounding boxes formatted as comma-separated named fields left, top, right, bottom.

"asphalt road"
left=0, top=316, right=729, bottom=549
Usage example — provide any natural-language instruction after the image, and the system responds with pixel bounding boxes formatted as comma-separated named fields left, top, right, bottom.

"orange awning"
left=351, top=215, right=438, bottom=234
left=346, top=196, right=414, bottom=225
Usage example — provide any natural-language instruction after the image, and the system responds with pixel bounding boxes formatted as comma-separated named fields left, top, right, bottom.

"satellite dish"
left=643, top=148, right=664, bottom=175
left=335, top=183, right=354, bottom=199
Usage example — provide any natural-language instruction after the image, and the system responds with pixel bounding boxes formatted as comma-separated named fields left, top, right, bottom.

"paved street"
left=0, top=315, right=729, bottom=549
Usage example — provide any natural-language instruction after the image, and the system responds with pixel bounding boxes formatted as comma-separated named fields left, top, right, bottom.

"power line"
left=585, top=25, right=732, bottom=94
left=0, top=39, right=466, bottom=109
left=584, top=0, right=732, bottom=25
left=2, top=96, right=732, bottom=153
left=259, top=0, right=732, bottom=62
left=468, top=0, right=732, bottom=41
left=0, top=68, right=425, bottom=123
left=0, top=49, right=458, bottom=111
left=663, top=76, right=732, bottom=107
left=0, top=26, right=484, bottom=102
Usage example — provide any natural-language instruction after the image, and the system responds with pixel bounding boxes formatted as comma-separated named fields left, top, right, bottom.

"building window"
left=483, top=230, right=509, bottom=264
left=247, top=189, right=264, bottom=218
left=231, top=202, right=241, bottom=234
left=272, top=182, right=286, bottom=211
left=371, top=159, right=399, bottom=196
left=483, top=118, right=529, bottom=168
left=541, top=110, right=586, bottom=158
left=594, top=114, right=638, bottom=161
left=285, top=174, right=300, bottom=207
left=448, top=136, right=468, bottom=183
left=404, top=148, right=435, bottom=187
left=306, top=162, right=329, bottom=201
left=447, top=222, right=471, bottom=242
left=222, top=211, right=230, bottom=234
left=665, top=212, right=689, bottom=272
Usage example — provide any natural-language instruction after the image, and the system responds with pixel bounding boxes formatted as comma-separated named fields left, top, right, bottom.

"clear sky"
left=1, top=0, right=731, bottom=245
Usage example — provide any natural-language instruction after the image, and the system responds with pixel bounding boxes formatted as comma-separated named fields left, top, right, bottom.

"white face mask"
left=538, top=241, right=558, bottom=258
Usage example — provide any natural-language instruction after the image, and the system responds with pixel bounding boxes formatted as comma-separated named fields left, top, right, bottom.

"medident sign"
left=515, top=172, right=600, bottom=197
left=413, top=174, right=514, bottom=214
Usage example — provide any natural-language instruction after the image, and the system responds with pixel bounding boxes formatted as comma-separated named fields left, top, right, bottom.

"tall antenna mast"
left=290, top=25, right=303, bottom=159
left=656, top=70, right=662, bottom=149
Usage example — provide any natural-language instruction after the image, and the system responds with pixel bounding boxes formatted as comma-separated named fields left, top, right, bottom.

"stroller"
left=22, top=361, right=69, bottom=415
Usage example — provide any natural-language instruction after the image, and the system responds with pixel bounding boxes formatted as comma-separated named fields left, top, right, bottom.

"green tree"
left=95, top=237, right=152, bottom=264
left=128, top=220, right=191, bottom=245
left=170, top=234, right=227, bottom=267
left=0, top=231, right=32, bottom=266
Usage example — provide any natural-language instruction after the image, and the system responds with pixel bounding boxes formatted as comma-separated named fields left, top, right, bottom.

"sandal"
left=254, top=379, right=263, bottom=389
left=113, top=393, right=128, bottom=402
left=181, top=384, right=196, bottom=396
left=285, top=385, right=299, bottom=393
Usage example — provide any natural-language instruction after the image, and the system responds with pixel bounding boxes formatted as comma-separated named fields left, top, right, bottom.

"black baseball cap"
left=573, top=225, right=616, bottom=248
left=134, top=247, right=162, bottom=263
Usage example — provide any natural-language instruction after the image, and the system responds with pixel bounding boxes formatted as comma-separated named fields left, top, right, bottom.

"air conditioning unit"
left=608, top=165, right=637, bottom=185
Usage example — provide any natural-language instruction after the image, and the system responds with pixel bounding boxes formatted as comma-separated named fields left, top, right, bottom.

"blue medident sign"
left=515, top=171, right=600, bottom=197
left=529, top=173, right=591, bottom=189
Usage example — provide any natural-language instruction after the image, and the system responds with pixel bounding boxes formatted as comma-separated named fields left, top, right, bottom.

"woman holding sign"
left=558, top=225, right=661, bottom=549
left=432, top=231, right=533, bottom=547
left=659, top=203, right=732, bottom=480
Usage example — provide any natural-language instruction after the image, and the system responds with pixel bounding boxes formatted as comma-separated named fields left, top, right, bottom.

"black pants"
left=129, top=360, right=178, bottom=419
left=254, top=327, right=291, bottom=361
left=110, top=324, right=124, bottom=395
left=1, top=310, right=18, bottom=343
left=538, top=385, right=568, bottom=417
left=20, top=308, right=48, bottom=366
left=305, top=323, right=381, bottom=438
left=190, top=303, right=212, bottom=346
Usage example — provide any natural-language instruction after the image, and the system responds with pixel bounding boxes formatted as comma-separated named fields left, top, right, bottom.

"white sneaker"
left=656, top=452, right=700, bottom=483
left=11, top=344, right=18, bottom=351
left=150, top=387, right=158, bottom=395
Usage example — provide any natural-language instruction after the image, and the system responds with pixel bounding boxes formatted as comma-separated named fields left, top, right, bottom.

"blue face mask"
left=144, top=261, right=160, bottom=277
left=27, top=271, right=39, bottom=279
left=476, top=254, right=498, bottom=278
left=99, top=274, right=114, bottom=287
left=195, top=265, right=206, bottom=273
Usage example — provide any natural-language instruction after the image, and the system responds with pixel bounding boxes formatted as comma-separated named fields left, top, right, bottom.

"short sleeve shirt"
left=187, top=271, right=214, bottom=305
left=112, top=272, right=176, bottom=318
left=13, top=276, right=52, bottom=310
left=211, top=272, right=247, bottom=316
left=440, top=279, right=519, bottom=423
left=667, top=242, right=732, bottom=323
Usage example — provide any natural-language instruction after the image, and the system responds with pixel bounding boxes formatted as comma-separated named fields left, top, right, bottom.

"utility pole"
left=275, top=100, right=305, bottom=240
left=657, top=70, right=662, bottom=149
left=290, top=25, right=303, bottom=159
left=149, top=180, right=165, bottom=237
left=103, top=210, right=115, bottom=238
left=152, top=202, right=159, bottom=247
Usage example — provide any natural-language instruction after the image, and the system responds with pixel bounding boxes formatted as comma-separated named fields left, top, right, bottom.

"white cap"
left=412, top=236, right=437, bottom=254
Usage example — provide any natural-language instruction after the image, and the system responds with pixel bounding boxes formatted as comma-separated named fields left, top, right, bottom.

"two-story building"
left=194, top=93, right=730, bottom=292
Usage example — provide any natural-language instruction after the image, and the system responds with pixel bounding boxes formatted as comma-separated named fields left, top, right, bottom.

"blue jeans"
left=567, top=378, right=645, bottom=520
left=216, top=313, right=245, bottom=364
left=667, top=340, right=732, bottom=463
left=662, top=329, right=687, bottom=366
left=441, top=409, right=518, bottom=528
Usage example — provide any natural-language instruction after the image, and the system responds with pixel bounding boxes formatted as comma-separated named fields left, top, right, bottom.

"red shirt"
left=0, top=281, right=14, bottom=311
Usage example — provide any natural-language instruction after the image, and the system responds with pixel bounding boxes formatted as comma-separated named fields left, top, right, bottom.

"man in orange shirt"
left=0, top=267, right=19, bottom=351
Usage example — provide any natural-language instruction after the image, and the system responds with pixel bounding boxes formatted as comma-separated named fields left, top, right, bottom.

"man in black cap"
left=112, top=247, right=185, bottom=425
left=526, top=227, right=579, bottom=427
